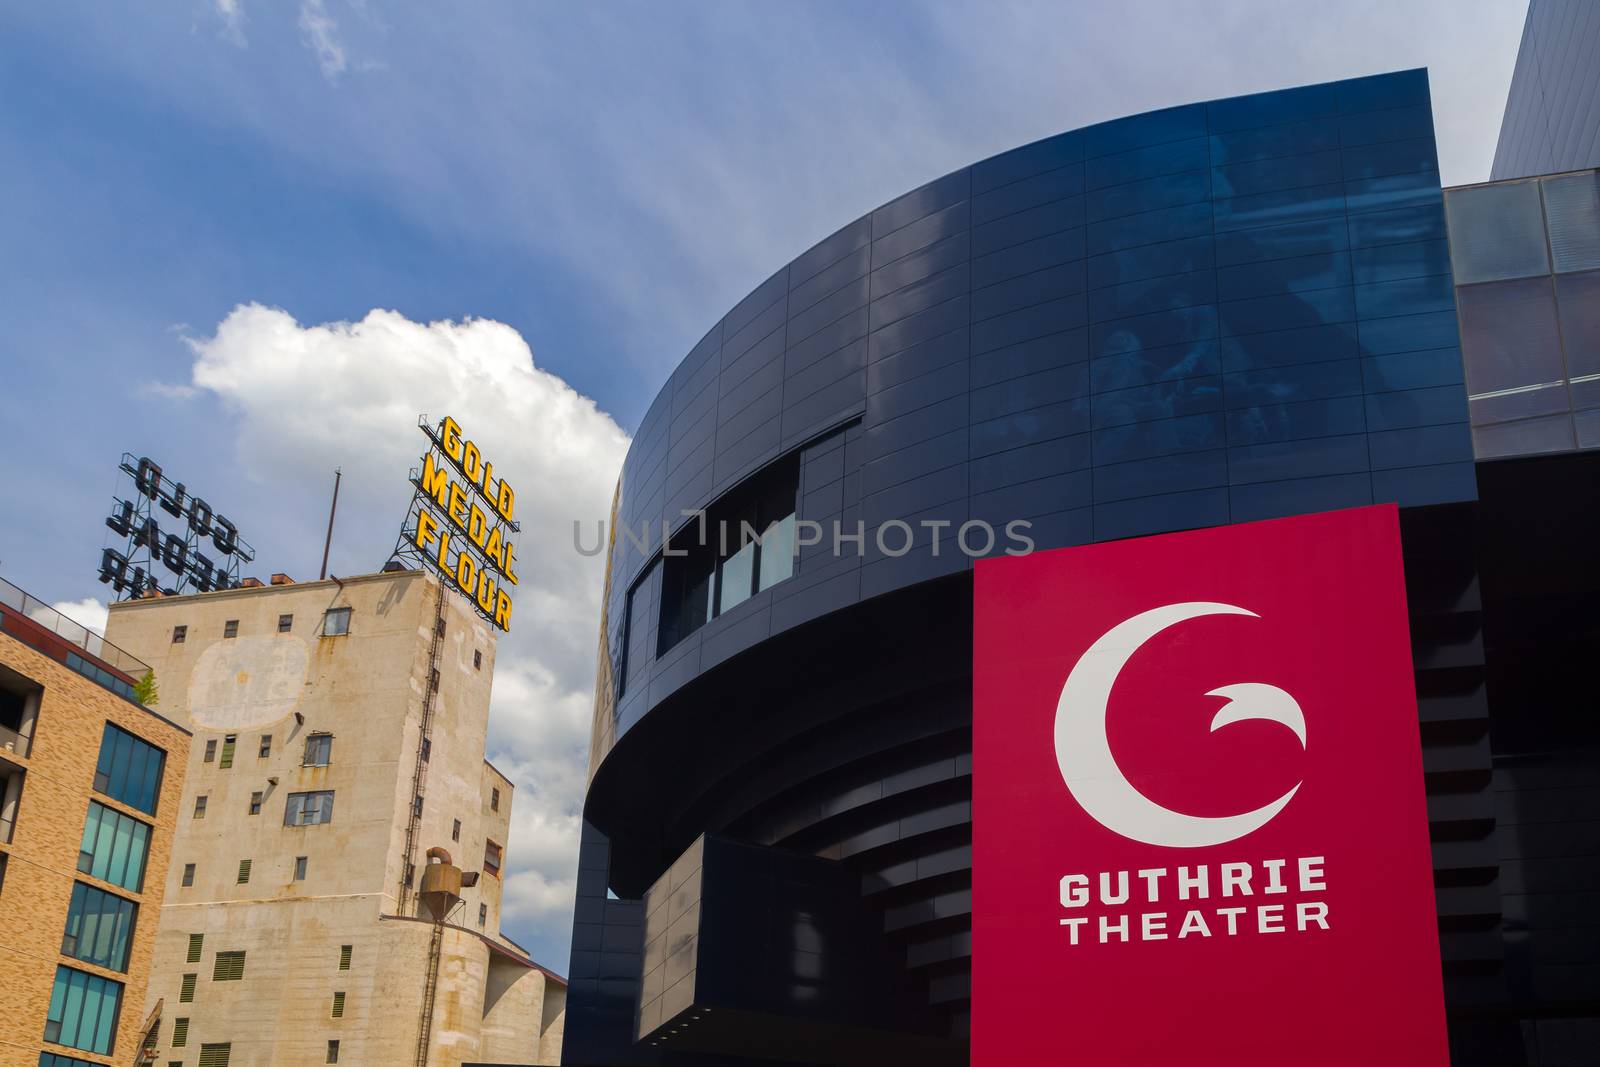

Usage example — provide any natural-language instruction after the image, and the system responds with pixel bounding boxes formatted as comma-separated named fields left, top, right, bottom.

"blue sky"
left=0, top=0, right=1528, bottom=969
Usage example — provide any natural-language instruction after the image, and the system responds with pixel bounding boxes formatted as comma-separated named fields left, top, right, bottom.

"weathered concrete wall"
left=104, top=570, right=558, bottom=1065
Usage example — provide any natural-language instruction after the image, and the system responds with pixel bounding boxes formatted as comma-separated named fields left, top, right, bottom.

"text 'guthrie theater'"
left=564, top=66, right=1600, bottom=1067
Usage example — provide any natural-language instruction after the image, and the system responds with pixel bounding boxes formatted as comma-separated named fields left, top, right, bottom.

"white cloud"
left=177, top=303, right=630, bottom=966
left=42, top=596, right=110, bottom=637
left=298, top=0, right=347, bottom=82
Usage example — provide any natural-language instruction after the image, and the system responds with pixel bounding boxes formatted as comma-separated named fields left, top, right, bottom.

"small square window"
left=203, top=739, right=217, bottom=763
left=172, top=625, right=187, bottom=644
left=327, top=1039, right=340, bottom=1063
left=473, top=649, right=482, bottom=670
left=194, top=795, right=208, bottom=818
left=278, top=613, right=294, bottom=633
left=451, top=819, right=461, bottom=842
left=259, top=734, right=272, bottom=758
left=491, top=788, right=500, bottom=812
left=249, top=791, right=263, bottom=815
left=182, top=863, right=195, bottom=887
left=478, top=902, right=487, bottom=926
left=304, top=733, right=333, bottom=767
left=322, top=607, right=352, bottom=637
left=295, top=856, right=308, bottom=881
left=223, top=620, right=239, bottom=639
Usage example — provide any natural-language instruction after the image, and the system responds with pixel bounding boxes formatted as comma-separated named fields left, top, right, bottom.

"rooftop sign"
left=391, top=415, right=519, bottom=631
left=98, top=454, right=256, bottom=599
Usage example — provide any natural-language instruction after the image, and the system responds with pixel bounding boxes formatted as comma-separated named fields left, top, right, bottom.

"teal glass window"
left=76, top=801, right=151, bottom=893
left=62, top=882, right=138, bottom=972
left=92, top=722, right=165, bottom=815
left=43, top=966, right=123, bottom=1056
left=40, top=1053, right=103, bottom=1067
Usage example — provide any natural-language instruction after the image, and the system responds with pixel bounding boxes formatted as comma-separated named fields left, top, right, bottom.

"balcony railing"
left=0, top=575, right=148, bottom=698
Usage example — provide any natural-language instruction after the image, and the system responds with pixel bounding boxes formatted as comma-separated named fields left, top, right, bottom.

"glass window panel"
left=717, top=540, right=754, bottom=614
left=1445, top=181, right=1550, bottom=283
left=1351, top=239, right=1452, bottom=285
left=1358, top=310, right=1460, bottom=356
left=1555, top=270, right=1600, bottom=383
left=1092, top=412, right=1226, bottom=465
left=1469, top=383, right=1571, bottom=425
left=93, top=724, right=165, bottom=816
left=1224, top=360, right=1363, bottom=409
left=1208, top=117, right=1341, bottom=166
left=1542, top=171, right=1600, bottom=273
left=45, top=966, right=122, bottom=1056
left=1086, top=235, right=1214, bottom=288
left=1345, top=172, right=1441, bottom=217
left=1221, top=323, right=1359, bottom=372
left=1354, top=274, right=1455, bottom=320
left=1220, top=286, right=1355, bottom=336
left=1092, top=487, right=1229, bottom=542
left=1212, top=150, right=1342, bottom=199
left=1091, top=375, right=1222, bottom=429
left=1089, top=269, right=1215, bottom=323
left=1362, top=349, right=1465, bottom=393
left=1472, top=414, right=1578, bottom=460
left=1365, top=385, right=1470, bottom=431
left=1207, top=83, right=1338, bottom=135
left=1213, top=182, right=1345, bottom=234
left=1089, top=305, right=1217, bottom=358
left=1347, top=202, right=1447, bottom=250
left=757, top=512, right=796, bottom=592
left=1083, top=169, right=1210, bottom=225
left=1084, top=201, right=1211, bottom=256
left=1084, top=136, right=1209, bottom=191
left=1456, top=276, right=1566, bottom=403
left=1213, top=216, right=1349, bottom=268
left=1084, top=104, right=1207, bottom=159
left=1092, top=449, right=1228, bottom=503
left=1226, top=396, right=1366, bottom=446
left=62, top=882, right=136, bottom=971
left=1341, top=138, right=1437, bottom=181
left=1216, top=251, right=1352, bottom=302
left=1091, top=340, right=1221, bottom=392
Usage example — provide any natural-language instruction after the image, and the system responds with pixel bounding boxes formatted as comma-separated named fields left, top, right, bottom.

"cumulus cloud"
left=177, top=303, right=630, bottom=965
left=41, top=596, right=110, bottom=637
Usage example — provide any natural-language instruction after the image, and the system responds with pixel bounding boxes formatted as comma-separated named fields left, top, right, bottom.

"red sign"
left=973, top=505, right=1447, bottom=1065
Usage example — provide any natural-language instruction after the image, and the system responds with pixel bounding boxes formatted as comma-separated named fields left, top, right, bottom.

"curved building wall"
left=569, top=68, right=1481, bottom=1067
left=595, top=66, right=1471, bottom=758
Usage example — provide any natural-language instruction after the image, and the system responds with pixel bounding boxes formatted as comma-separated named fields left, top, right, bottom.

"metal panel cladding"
left=593, top=69, right=1472, bottom=759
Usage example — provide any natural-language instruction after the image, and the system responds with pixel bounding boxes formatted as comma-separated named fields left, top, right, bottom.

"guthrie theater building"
left=566, top=69, right=1600, bottom=1066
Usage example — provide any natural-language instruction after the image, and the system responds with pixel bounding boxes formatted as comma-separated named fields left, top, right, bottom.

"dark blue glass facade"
left=595, top=68, right=1471, bottom=753
left=569, top=70, right=1526, bottom=1067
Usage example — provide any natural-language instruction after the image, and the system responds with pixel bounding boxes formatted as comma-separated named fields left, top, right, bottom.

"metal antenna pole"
left=320, top=468, right=342, bottom=581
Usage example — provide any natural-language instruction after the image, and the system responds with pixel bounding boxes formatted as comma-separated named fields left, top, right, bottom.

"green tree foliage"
left=133, top=669, right=159, bottom=706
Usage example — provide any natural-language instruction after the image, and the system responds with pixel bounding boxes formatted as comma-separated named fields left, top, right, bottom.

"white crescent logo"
left=1054, top=602, right=1307, bottom=848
